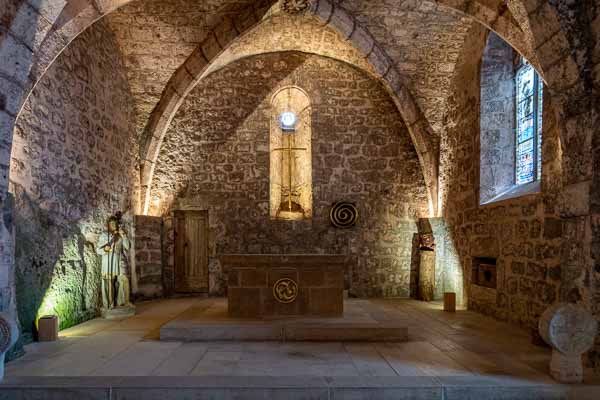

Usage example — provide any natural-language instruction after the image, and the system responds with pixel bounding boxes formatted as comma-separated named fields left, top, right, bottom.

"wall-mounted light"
left=279, top=111, right=298, bottom=132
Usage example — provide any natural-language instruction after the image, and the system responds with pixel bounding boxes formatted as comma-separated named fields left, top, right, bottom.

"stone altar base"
left=159, top=298, right=408, bottom=342
left=221, top=254, right=347, bottom=318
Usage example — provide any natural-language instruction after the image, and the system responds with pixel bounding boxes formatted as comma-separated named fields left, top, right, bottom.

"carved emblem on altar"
left=273, top=278, right=299, bottom=303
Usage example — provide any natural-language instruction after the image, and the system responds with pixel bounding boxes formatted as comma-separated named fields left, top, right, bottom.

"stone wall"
left=441, top=26, right=563, bottom=330
left=339, top=0, right=473, bottom=140
left=479, top=33, right=516, bottom=204
left=105, top=0, right=260, bottom=143
left=134, top=216, right=163, bottom=300
left=8, top=20, right=137, bottom=347
left=152, top=52, right=429, bottom=297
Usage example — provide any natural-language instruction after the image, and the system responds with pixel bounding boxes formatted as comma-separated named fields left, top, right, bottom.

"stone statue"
left=97, top=213, right=134, bottom=317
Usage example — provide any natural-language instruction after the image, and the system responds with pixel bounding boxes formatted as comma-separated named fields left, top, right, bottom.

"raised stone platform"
left=160, top=298, right=408, bottom=342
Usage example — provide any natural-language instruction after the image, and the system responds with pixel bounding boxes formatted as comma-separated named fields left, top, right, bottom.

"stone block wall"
left=134, top=216, right=163, bottom=300
left=151, top=52, right=430, bottom=298
left=441, top=26, right=563, bottom=330
left=8, top=20, right=137, bottom=348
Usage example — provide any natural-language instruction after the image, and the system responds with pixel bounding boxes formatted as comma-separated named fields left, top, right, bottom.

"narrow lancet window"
left=515, top=57, right=543, bottom=185
left=270, top=87, right=312, bottom=220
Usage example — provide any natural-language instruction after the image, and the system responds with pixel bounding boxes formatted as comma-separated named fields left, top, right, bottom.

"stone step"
left=159, top=322, right=408, bottom=342
left=1, top=376, right=597, bottom=399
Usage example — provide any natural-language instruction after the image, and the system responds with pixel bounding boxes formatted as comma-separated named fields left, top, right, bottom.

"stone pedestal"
left=221, top=254, right=347, bottom=318
left=538, top=303, right=597, bottom=383
left=418, top=250, right=435, bottom=301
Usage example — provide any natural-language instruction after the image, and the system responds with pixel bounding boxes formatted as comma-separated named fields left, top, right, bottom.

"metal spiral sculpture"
left=330, top=202, right=359, bottom=228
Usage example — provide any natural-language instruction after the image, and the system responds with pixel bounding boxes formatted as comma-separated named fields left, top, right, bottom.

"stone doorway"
left=174, top=210, right=209, bottom=293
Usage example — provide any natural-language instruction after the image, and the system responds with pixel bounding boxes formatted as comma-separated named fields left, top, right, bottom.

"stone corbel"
left=0, top=312, right=18, bottom=381
left=280, top=0, right=315, bottom=15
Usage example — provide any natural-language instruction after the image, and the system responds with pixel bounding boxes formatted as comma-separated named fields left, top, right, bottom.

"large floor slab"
left=1, top=376, right=600, bottom=400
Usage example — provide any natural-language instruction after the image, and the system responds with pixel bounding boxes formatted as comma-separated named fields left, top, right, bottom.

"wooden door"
left=174, top=210, right=209, bottom=293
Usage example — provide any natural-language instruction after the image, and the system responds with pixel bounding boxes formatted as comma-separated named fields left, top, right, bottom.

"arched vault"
left=138, top=0, right=448, bottom=216
left=1, top=0, right=578, bottom=210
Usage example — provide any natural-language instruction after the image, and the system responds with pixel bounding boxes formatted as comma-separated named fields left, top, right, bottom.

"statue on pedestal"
left=97, top=212, right=135, bottom=319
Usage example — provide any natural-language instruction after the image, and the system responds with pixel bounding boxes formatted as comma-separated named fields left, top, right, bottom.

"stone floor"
left=3, top=298, right=558, bottom=378
left=3, top=298, right=600, bottom=399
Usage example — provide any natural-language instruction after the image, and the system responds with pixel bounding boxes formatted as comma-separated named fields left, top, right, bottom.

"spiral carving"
left=330, top=202, right=359, bottom=229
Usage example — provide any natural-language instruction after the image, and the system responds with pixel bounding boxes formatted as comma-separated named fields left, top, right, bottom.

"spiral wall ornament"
left=330, top=201, right=359, bottom=229
left=280, top=0, right=314, bottom=15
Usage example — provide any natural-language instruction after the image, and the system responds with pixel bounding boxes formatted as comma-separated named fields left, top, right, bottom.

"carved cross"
left=272, top=135, right=307, bottom=212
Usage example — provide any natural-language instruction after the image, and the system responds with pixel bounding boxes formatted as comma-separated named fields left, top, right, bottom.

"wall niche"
left=472, top=257, right=497, bottom=289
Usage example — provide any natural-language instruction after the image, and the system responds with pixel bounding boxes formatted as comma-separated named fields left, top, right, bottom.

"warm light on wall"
left=36, top=293, right=57, bottom=329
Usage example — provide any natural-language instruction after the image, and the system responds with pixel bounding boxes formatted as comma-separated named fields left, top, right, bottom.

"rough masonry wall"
left=441, top=27, right=563, bottom=332
left=9, top=20, right=137, bottom=345
left=134, top=216, right=163, bottom=299
left=152, top=52, right=429, bottom=297
left=204, top=13, right=374, bottom=77
left=105, top=0, right=260, bottom=142
left=479, top=33, right=516, bottom=204
left=338, top=0, right=473, bottom=143
left=549, top=0, right=600, bottom=372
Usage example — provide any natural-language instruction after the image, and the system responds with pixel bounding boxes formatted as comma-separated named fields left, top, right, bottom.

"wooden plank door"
left=174, top=210, right=209, bottom=293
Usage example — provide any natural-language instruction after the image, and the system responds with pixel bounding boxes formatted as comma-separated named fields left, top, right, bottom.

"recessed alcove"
left=472, top=257, right=497, bottom=289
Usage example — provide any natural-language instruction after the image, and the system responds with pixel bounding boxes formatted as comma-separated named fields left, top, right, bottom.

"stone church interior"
left=0, top=0, right=599, bottom=398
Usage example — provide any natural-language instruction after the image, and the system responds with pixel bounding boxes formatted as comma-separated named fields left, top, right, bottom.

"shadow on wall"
left=0, top=0, right=53, bottom=360
left=153, top=52, right=429, bottom=298
left=158, top=54, right=310, bottom=297
left=9, top=184, right=102, bottom=360
left=4, top=18, right=138, bottom=360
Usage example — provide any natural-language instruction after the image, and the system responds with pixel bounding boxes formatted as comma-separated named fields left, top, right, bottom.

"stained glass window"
left=515, top=58, right=543, bottom=185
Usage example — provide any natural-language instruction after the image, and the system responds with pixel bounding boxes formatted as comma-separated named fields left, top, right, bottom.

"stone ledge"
left=1, top=375, right=599, bottom=400
left=160, top=322, right=408, bottom=342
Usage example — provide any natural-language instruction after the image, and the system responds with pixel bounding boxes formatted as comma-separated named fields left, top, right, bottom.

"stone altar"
left=221, top=254, right=347, bottom=318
